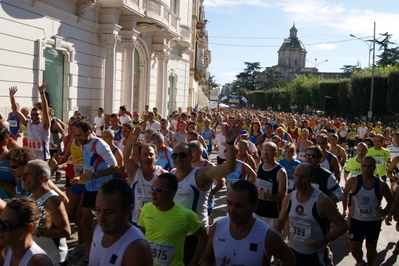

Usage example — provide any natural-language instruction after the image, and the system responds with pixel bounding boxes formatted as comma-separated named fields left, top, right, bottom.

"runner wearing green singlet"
left=366, top=134, right=390, bottom=182
left=139, top=173, right=207, bottom=266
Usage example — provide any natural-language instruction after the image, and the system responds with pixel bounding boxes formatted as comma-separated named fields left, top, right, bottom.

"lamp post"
left=306, top=58, right=328, bottom=68
left=350, top=34, right=372, bottom=68
left=369, top=22, right=376, bottom=120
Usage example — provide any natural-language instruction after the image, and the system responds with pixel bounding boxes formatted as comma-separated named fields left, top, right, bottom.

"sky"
left=203, top=0, right=399, bottom=86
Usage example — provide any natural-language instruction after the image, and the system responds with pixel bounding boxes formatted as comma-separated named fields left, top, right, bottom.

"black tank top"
left=254, top=163, right=282, bottom=218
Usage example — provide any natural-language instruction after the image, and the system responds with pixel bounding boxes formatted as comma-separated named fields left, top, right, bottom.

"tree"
left=340, top=65, right=360, bottom=77
left=208, top=73, right=220, bottom=90
left=234, top=62, right=262, bottom=91
left=375, top=32, right=399, bottom=67
left=258, top=69, right=285, bottom=90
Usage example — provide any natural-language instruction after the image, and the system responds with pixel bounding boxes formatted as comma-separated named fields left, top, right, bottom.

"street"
left=61, top=150, right=399, bottom=265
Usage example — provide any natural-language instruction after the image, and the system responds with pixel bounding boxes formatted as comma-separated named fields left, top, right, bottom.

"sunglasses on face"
left=0, top=220, right=26, bottom=232
left=91, top=209, right=116, bottom=219
left=151, top=186, right=170, bottom=193
left=305, top=154, right=320, bottom=159
left=30, top=113, right=40, bottom=117
left=171, top=152, right=190, bottom=160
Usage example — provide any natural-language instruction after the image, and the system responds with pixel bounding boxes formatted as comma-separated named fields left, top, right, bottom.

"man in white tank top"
left=123, top=131, right=169, bottom=226
left=90, top=179, right=153, bottom=266
left=22, top=159, right=70, bottom=265
left=172, top=120, right=243, bottom=265
left=200, top=180, right=296, bottom=266
left=9, top=82, right=51, bottom=160
left=343, top=157, right=392, bottom=266
left=275, top=164, right=348, bottom=266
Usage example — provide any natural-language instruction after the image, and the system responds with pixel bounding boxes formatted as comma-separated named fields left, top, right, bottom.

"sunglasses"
left=91, top=208, right=116, bottom=219
left=305, top=154, right=320, bottom=159
left=9, top=164, right=21, bottom=169
left=30, top=113, right=40, bottom=117
left=0, top=220, right=26, bottom=232
left=151, top=187, right=170, bottom=193
left=171, top=152, right=190, bottom=160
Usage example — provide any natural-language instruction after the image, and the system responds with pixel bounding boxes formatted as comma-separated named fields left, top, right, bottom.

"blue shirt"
left=156, top=146, right=174, bottom=171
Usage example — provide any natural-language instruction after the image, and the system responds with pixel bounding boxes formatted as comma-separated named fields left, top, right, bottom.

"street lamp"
left=306, top=58, right=328, bottom=68
left=350, top=34, right=372, bottom=68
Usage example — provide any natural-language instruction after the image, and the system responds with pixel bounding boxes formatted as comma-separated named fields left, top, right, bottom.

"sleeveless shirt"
left=4, top=242, right=53, bottom=266
left=288, top=189, right=329, bottom=255
left=171, top=168, right=210, bottom=227
left=89, top=225, right=146, bottom=266
left=27, top=120, right=50, bottom=160
left=254, top=163, right=283, bottom=218
left=131, top=165, right=163, bottom=224
left=213, top=217, right=270, bottom=266
left=352, top=175, right=382, bottom=221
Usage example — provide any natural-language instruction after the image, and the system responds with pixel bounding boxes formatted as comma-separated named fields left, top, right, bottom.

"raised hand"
left=38, top=80, right=48, bottom=93
left=9, top=86, right=18, bottom=96
left=128, top=126, right=141, bottom=144
left=225, top=119, right=243, bottom=143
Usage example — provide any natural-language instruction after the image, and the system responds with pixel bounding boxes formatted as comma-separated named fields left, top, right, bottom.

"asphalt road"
left=60, top=151, right=399, bottom=265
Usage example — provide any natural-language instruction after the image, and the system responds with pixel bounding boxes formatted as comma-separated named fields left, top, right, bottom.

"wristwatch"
left=93, top=172, right=99, bottom=179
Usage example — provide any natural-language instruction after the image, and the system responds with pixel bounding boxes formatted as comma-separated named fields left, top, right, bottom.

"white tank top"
left=4, top=242, right=53, bottom=266
left=288, top=189, right=329, bottom=255
left=131, top=165, right=163, bottom=224
left=213, top=217, right=270, bottom=266
left=171, top=168, right=210, bottom=227
left=27, top=120, right=50, bottom=160
left=352, top=175, right=382, bottom=221
left=89, top=225, right=146, bottom=266
left=34, top=190, right=68, bottom=264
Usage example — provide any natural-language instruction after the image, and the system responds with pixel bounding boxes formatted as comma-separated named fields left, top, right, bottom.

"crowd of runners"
left=0, top=82, right=399, bottom=265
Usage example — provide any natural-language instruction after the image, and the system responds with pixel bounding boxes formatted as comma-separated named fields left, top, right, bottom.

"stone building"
left=0, top=0, right=210, bottom=120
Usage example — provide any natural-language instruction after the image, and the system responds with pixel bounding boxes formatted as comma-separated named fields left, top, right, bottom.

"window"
left=171, top=0, right=177, bottom=14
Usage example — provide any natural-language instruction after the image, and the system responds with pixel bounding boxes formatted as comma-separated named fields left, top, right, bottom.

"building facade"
left=0, top=0, right=210, bottom=120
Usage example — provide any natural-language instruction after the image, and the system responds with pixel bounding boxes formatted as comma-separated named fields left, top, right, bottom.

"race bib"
left=27, top=136, right=42, bottom=151
left=74, top=164, right=84, bottom=175
left=83, top=165, right=94, bottom=174
left=257, top=179, right=273, bottom=195
left=375, top=158, right=385, bottom=167
left=290, top=220, right=311, bottom=241
left=356, top=205, right=377, bottom=218
left=9, top=120, right=17, bottom=127
left=349, top=135, right=356, bottom=140
left=137, top=195, right=152, bottom=206
left=149, top=241, right=175, bottom=265
left=205, top=139, right=210, bottom=145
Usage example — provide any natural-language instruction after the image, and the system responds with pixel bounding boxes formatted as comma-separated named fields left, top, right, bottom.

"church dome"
left=279, top=23, right=305, bottom=51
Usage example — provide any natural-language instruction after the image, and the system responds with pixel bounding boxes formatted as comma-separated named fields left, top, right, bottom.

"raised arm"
left=201, top=121, right=243, bottom=182
left=123, top=127, right=140, bottom=181
left=9, top=86, right=28, bottom=126
left=38, top=81, right=50, bottom=131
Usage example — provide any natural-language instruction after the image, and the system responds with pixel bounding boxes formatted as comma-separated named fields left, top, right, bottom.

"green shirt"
left=345, top=157, right=362, bottom=177
left=366, top=147, right=390, bottom=176
left=138, top=202, right=203, bottom=266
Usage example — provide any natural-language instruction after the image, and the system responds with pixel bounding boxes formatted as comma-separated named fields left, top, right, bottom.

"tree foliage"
left=233, top=62, right=262, bottom=91
left=208, top=73, right=220, bottom=90
left=376, top=32, right=399, bottom=67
